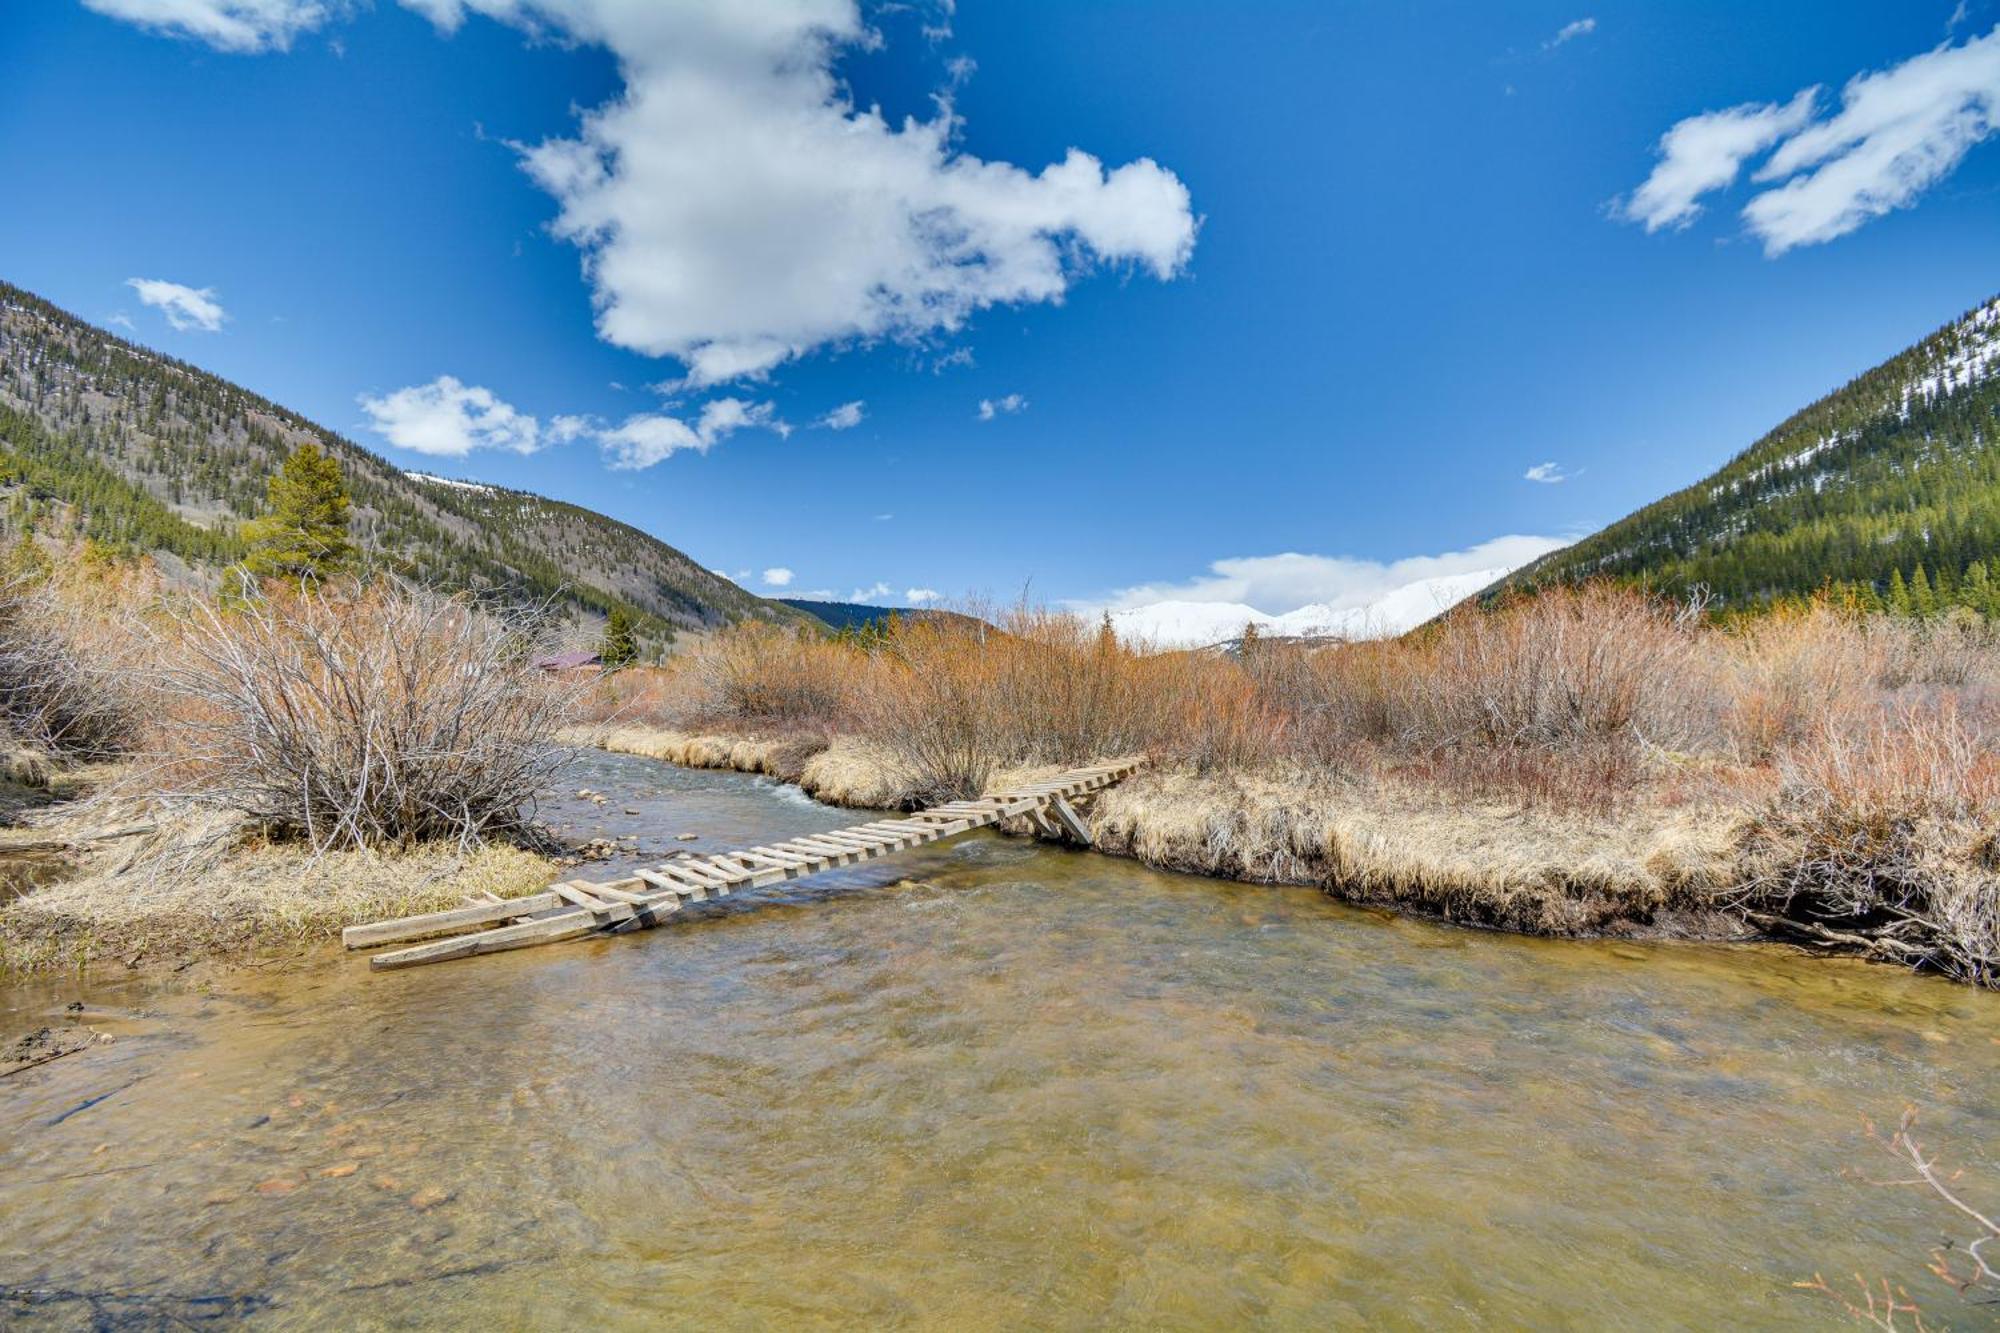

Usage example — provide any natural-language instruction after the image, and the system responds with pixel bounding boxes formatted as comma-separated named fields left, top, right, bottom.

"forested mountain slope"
left=1502, top=294, right=2000, bottom=614
left=0, top=280, right=814, bottom=637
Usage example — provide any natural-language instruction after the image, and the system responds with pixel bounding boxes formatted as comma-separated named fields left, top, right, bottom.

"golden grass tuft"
left=0, top=805, right=557, bottom=972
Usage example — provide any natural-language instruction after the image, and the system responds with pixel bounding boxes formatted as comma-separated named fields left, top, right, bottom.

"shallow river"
left=2, top=752, right=1997, bottom=1328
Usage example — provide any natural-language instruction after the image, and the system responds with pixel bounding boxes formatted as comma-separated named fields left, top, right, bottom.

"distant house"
left=532, top=649, right=602, bottom=674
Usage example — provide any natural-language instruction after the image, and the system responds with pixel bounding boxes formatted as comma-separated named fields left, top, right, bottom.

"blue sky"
left=5, top=1, right=1999, bottom=613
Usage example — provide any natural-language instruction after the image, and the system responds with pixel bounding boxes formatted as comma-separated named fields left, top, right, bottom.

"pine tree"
left=3, top=534, right=51, bottom=586
left=1969, top=560, right=1997, bottom=618
left=600, top=606, right=638, bottom=669
left=1887, top=567, right=1912, bottom=617
left=1911, top=563, right=1938, bottom=617
left=242, top=442, right=355, bottom=581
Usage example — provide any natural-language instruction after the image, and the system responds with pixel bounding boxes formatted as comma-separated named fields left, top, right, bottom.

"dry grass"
left=1090, top=766, right=1746, bottom=937
left=0, top=801, right=557, bottom=972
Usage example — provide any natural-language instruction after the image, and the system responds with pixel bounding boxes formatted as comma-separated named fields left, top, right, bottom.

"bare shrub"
left=674, top=625, right=858, bottom=732
left=143, top=579, right=580, bottom=851
left=857, top=615, right=1010, bottom=802
left=1397, top=585, right=1721, bottom=762
left=0, top=578, right=138, bottom=762
left=1721, top=608, right=1881, bottom=761
left=1743, top=697, right=2000, bottom=985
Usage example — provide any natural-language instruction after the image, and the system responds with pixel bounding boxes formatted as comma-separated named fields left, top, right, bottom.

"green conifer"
left=600, top=606, right=638, bottom=669
left=242, top=442, right=356, bottom=581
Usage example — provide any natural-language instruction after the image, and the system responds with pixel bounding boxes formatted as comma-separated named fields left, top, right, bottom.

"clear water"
left=2, top=752, right=1996, bottom=1328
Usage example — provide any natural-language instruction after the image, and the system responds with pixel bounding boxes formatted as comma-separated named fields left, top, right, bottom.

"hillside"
left=0, top=280, right=814, bottom=639
left=778, top=598, right=985, bottom=635
left=1501, top=294, right=2000, bottom=613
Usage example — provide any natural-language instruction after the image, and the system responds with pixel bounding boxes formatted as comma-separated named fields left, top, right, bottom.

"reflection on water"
left=2, top=752, right=1997, bottom=1327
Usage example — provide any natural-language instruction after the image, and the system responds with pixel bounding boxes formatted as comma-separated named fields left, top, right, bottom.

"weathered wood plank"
left=343, top=892, right=563, bottom=949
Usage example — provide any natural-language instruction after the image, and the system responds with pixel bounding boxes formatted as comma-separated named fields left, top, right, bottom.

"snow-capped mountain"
left=1108, top=567, right=1513, bottom=649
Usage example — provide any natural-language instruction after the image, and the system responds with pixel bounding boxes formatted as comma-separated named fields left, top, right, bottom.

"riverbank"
left=0, top=802, right=559, bottom=972
left=579, top=724, right=1756, bottom=943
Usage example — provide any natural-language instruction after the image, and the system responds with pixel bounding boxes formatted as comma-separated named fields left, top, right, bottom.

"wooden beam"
left=343, top=892, right=563, bottom=949
left=1047, top=795, right=1092, bottom=845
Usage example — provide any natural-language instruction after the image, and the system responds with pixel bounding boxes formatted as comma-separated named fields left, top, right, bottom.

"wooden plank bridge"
left=344, top=758, right=1145, bottom=971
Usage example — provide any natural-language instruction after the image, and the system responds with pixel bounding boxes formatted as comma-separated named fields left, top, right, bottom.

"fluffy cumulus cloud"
left=126, top=278, right=228, bottom=332
left=82, top=0, right=336, bottom=52
left=904, top=587, right=939, bottom=604
left=592, top=397, right=787, bottom=469
left=976, top=392, right=1028, bottom=421
left=1523, top=461, right=1571, bottom=483
left=1098, top=535, right=1567, bottom=617
left=398, top=1, right=1195, bottom=386
left=359, top=375, right=542, bottom=456
left=761, top=567, right=794, bottom=587
left=1621, top=25, right=2000, bottom=253
left=818, top=400, right=866, bottom=430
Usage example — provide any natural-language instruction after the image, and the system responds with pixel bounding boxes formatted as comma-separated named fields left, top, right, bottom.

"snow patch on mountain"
left=1900, top=296, right=2000, bottom=417
left=404, top=471, right=496, bottom=496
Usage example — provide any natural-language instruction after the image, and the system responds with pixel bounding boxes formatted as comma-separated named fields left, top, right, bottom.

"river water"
left=2, top=751, right=1996, bottom=1328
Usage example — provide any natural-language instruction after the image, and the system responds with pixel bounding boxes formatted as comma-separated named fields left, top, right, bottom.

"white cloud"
left=1546, top=17, right=1596, bottom=48
left=1524, top=461, right=1571, bottom=483
left=873, top=512, right=893, bottom=521
left=850, top=581, right=892, bottom=602
left=1094, top=535, right=1568, bottom=617
left=593, top=396, right=786, bottom=469
left=82, top=0, right=335, bottom=52
left=761, top=567, right=794, bottom=587
left=1617, top=90, right=1819, bottom=232
left=404, top=2, right=1195, bottom=387
left=904, top=587, right=939, bottom=604
left=1745, top=26, right=2000, bottom=253
left=359, top=375, right=541, bottom=456
left=107, top=312, right=137, bottom=332
left=1621, top=25, right=2000, bottom=253
left=1951, top=2, right=1972, bottom=32
left=818, top=400, right=866, bottom=430
left=126, top=278, right=228, bottom=332
left=976, top=392, right=1028, bottom=421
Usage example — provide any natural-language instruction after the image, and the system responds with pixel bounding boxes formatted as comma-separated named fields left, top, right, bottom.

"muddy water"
left=2, top=753, right=1997, bottom=1328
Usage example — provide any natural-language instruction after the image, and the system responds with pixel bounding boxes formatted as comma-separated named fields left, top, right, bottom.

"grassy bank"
left=579, top=722, right=1750, bottom=940
left=578, top=591, right=2000, bottom=985
left=0, top=815, right=557, bottom=972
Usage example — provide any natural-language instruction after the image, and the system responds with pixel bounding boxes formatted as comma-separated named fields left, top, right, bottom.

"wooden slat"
left=343, top=892, right=563, bottom=949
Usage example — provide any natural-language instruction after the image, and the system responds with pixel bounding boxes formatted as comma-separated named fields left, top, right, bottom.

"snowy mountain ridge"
left=1108, top=567, right=1513, bottom=649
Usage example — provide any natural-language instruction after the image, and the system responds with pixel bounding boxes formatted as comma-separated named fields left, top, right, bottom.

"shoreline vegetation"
left=0, top=503, right=1992, bottom=986
left=574, top=589, right=2000, bottom=987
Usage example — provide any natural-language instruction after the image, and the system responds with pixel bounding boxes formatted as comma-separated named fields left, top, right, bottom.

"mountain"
left=1500, top=294, right=2000, bottom=613
left=1109, top=567, right=1516, bottom=649
left=778, top=598, right=986, bottom=635
left=0, top=280, right=815, bottom=641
